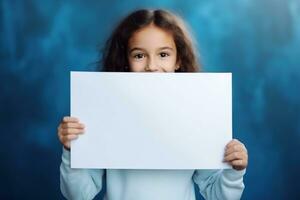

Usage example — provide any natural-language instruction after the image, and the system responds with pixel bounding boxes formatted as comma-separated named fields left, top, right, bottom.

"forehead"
left=128, top=24, right=176, bottom=49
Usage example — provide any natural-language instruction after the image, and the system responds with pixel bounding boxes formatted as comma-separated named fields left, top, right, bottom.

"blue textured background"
left=1, top=0, right=300, bottom=199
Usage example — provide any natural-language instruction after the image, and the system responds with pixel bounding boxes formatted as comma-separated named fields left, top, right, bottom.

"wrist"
left=63, top=146, right=70, bottom=151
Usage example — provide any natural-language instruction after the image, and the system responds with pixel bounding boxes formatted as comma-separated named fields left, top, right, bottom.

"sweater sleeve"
left=60, top=147, right=105, bottom=200
left=192, top=169, right=245, bottom=200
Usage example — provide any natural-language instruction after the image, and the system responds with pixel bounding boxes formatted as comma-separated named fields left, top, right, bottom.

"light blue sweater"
left=60, top=148, right=245, bottom=200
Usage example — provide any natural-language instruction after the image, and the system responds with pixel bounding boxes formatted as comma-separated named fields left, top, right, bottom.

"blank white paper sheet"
left=70, top=72, right=232, bottom=169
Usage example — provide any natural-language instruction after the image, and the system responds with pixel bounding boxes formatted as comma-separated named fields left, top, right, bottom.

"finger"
left=62, top=134, right=79, bottom=142
left=225, top=144, right=246, bottom=156
left=61, top=122, right=85, bottom=129
left=58, top=133, right=63, bottom=143
left=62, top=116, right=79, bottom=123
left=226, top=139, right=241, bottom=148
left=231, top=159, right=247, bottom=168
left=224, top=151, right=246, bottom=162
left=60, top=128, right=84, bottom=136
left=57, top=124, right=62, bottom=132
left=57, top=124, right=64, bottom=137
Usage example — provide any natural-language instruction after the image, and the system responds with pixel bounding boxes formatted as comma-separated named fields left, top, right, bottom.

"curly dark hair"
left=98, top=9, right=200, bottom=72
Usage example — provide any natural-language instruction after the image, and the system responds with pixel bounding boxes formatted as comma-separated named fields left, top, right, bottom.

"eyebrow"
left=129, top=47, right=174, bottom=53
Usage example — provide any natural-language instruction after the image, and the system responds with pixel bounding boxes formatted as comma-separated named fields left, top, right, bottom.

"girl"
left=58, top=9, right=248, bottom=200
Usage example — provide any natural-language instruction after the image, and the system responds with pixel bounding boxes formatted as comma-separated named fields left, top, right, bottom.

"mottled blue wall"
left=1, top=0, right=299, bottom=199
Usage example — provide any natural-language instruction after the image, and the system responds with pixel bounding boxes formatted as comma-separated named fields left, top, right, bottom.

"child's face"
left=127, top=24, right=179, bottom=72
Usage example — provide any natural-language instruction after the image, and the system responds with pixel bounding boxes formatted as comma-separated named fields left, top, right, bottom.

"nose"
left=146, top=57, right=159, bottom=72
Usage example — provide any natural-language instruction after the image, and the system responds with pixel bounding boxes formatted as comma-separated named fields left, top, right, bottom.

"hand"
left=223, top=139, right=248, bottom=171
left=57, top=116, right=85, bottom=150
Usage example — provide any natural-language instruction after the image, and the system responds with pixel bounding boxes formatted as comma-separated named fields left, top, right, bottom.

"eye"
left=133, top=53, right=145, bottom=60
left=159, top=52, right=170, bottom=58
